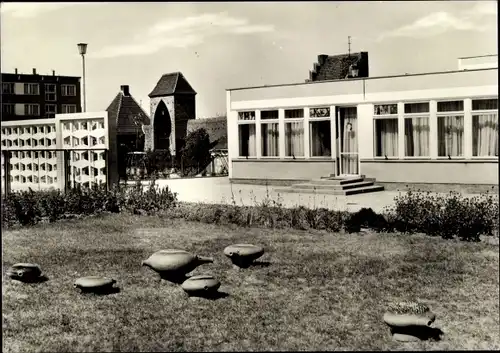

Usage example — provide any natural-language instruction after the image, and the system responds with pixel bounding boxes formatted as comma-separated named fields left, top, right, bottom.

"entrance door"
left=336, top=107, right=359, bottom=176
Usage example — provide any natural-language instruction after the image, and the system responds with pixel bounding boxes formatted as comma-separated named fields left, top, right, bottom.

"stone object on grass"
left=142, top=249, right=214, bottom=277
left=7, top=263, right=43, bottom=282
left=181, top=275, right=221, bottom=296
left=224, top=244, right=264, bottom=268
left=74, top=276, right=117, bottom=293
left=383, top=301, right=438, bottom=342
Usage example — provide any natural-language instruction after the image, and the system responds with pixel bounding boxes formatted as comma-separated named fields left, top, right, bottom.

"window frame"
left=61, top=104, right=77, bottom=114
left=373, top=103, right=399, bottom=159
left=45, top=84, right=57, bottom=101
left=308, top=106, right=332, bottom=158
left=436, top=99, right=465, bottom=159
left=23, top=83, right=40, bottom=95
left=471, top=97, right=498, bottom=159
left=403, top=101, right=431, bottom=159
left=237, top=111, right=257, bottom=158
left=61, top=84, right=77, bottom=96
left=2, top=103, right=15, bottom=115
left=260, top=109, right=280, bottom=158
left=2, top=82, right=14, bottom=94
left=24, top=103, right=40, bottom=116
left=45, top=104, right=57, bottom=118
left=284, top=108, right=305, bottom=159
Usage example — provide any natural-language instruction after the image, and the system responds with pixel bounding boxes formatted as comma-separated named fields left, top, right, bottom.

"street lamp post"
left=77, top=43, right=88, bottom=112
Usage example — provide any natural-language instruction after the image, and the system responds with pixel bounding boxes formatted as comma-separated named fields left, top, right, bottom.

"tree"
left=178, top=128, right=217, bottom=177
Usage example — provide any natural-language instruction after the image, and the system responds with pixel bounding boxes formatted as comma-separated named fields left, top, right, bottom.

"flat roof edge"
left=226, top=67, right=498, bottom=92
left=1, top=73, right=81, bottom=78
left=457, top=54, right=498, bottom=59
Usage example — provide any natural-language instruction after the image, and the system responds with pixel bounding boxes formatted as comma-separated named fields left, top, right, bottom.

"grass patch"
left=2, top=214, right=499, bottom=351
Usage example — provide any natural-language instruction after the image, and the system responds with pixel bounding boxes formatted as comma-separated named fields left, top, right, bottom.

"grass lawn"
left=2, top=213, right=499, bottom=351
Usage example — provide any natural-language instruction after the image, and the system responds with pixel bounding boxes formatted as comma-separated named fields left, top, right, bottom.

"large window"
left=238, top=111, right=256, bottom=157
left=2, top=103, right=15, bottom=115
left=284, top=109, right=304, bottom=157
left=45, top=84, right=56, bottom=101
left=61, top=84, right=76, bottom=96
left=309, top=107, right=331, bottom=157
left=24, top=83, right=39, bottom=95
left=62, top=104, right=77, bottom=113
left=437, top=100, right=464, bottom=157
left=24, top=104, right=39, bottom=116
left=472, top=98, right=498, bottom=157
left=45, top=104, right=56, bottom=119
left=374, top=104, right=398, bottom=157
left=404, top=102, right=430, bottom=157
left=2, top=83, right=14, bottom=94
left=261, top=110, right=279, bottom=157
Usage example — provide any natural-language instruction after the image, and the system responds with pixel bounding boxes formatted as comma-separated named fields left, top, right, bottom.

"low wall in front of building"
left=230, top=159, right=335, bottom=184
left=360, top=159, right=498, bottom=188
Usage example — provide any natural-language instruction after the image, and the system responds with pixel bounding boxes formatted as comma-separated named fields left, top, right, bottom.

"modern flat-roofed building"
left=226, top=54, right=498, bottom=194
left=1, top=68, right=82, bottom=122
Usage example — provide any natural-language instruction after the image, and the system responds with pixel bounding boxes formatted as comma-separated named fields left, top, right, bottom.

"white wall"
left=458, top=55, right=498, bottom=70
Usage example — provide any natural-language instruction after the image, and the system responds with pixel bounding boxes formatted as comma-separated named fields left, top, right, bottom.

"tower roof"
left=148, top=72, right=197, bottom=98
left=106, top=85, right=150, bottom=134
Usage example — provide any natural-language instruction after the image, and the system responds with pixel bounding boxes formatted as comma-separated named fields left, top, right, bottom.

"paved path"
left=128, top=177, right=412, bottom=213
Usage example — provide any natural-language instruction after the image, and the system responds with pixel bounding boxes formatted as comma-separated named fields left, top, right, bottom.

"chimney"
left=318, top=54, right=328, bottom=66
left=33, top=68, right=37, bottom=75
left=120, top=85, right=130, bottom=96
left=15, top=68, right=18, bottom=74
left=52, top=70, right=55, bottom=76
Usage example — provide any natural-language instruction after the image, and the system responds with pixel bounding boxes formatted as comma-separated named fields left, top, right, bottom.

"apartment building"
left=1, top=68, right=82, bottom=122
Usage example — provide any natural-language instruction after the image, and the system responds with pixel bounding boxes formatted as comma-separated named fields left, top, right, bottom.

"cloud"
left=378, top=2, right=496, bottom=41
left=470, top=1, right=497, bottom=17
left=91, top=12, right=275, bottom=59
left=0, top=2, right=86, bottom=18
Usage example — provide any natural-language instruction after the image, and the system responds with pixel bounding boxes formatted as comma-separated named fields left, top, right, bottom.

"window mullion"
left=464, top=98, right=473, bottom=159
left=398, top=102, right=404, bottom=159
left=429, top=101, right=438, bottom=159
left=255, top=110, right=261, bottom=158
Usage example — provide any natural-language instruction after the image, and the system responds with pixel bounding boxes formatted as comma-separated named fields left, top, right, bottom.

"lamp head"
left=77, top=43, right=88, bottom=55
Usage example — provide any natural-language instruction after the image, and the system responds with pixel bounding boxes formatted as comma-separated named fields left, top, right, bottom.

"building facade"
left=226, top=56, right=498, bottom=191
left=1, top=69, right=82, bottom=122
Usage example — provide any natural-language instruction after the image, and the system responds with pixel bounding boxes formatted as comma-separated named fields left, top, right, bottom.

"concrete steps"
left=275, top=175, right=385, bottom=196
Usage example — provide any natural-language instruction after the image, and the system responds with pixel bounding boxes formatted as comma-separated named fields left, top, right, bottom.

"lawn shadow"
left=158, top=273, right=191, bottom=284
left=390, top=325, right=444, bottom=341
left=77, top=286, right=121, bottom=296
left=250, top=260, right=271, bottom=268
left=9, top=274, right=49, bottom=284
left=231, top=260, right=271, bottom=269
left=186, top=290, right=230, bottom=301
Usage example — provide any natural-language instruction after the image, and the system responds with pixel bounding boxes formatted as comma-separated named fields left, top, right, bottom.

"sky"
left=1, top=1, right=497, bottom=118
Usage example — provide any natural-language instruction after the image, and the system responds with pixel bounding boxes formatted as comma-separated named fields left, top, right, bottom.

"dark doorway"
left=153, top=100, right=171, bottom=150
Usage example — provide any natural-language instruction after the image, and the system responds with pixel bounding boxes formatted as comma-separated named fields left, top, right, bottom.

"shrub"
left=124, top=179, right=178, bottom=215
left=344, top=208, right=390, bottom=234
left=1, top=189, right=42, bottom=226
left=36, top=189, right=66, bottom=222
left=383, top=189, right=499, bottom=241
left=178, top=128, right=218, bottom=177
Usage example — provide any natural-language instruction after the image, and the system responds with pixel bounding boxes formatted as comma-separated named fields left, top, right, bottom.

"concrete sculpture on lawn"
left=142, top=249, right=214, bottom=282
left=383, top=301, right=441, bottom=342
left=74, top=276, right=118, bottom=294
left=7, top=263, right=44, bottom=283
left=224, top=244, right=265, bottom=268
left=181, top=275, right=221, bottom=297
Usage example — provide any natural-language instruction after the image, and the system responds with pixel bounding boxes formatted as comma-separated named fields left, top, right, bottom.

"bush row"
left=1, top=182, right=498, bottom=242
left=0, top=180, right=177, bottom=227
